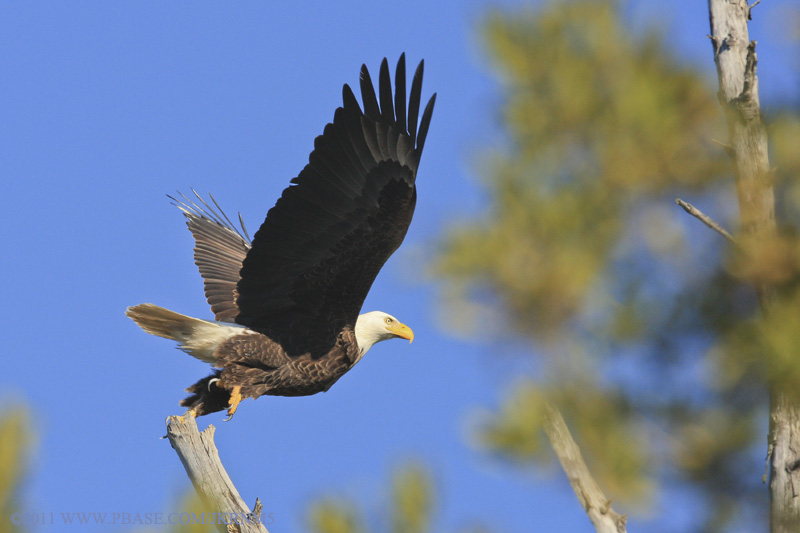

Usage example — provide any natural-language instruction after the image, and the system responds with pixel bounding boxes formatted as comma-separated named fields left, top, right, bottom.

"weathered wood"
left=708, top=0, right=774, bottom=258
left=675, top=198, right=738, bottom=246
left=707, top=1, right=800, bottom=530
left=543, top=404, right=627, bottom=533
left=166, top=414, right=270, bottom=533
left=769, top=396, right=800, bottom=533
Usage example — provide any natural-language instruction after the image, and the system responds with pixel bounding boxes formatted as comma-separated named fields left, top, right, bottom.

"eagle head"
left=354, top=311, right=414, bottom=357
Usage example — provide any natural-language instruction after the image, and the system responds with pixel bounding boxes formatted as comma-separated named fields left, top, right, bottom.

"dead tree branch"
left=166, top=414, right=270, bottom=533
left=707, top=1, right=800, bottom=531
left=543, top=404, right=627, bottom=533
left=675, top=198, right=738, bottom=246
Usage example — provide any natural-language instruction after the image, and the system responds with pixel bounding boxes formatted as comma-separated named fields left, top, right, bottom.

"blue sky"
left=1, top=2, right=796, bottom=532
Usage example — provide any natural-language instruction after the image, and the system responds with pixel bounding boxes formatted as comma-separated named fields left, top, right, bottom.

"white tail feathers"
left=126, top=303, right=250, bottom=363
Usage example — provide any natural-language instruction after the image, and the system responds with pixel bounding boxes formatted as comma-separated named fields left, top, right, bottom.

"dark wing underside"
left=236, top=55, right=436, bottom=356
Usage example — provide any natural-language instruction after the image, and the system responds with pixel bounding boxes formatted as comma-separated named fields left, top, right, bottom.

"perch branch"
left=166, top=414, right=270, bottom=533
left=675, top=198, right=737, bottom=246
left=543, top=404, right=627, bottom=533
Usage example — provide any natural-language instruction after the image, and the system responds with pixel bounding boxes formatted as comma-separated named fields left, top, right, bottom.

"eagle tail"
left=125, top=303, right=244, bottom=363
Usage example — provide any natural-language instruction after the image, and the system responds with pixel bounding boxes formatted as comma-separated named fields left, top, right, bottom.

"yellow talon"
left=224, top=386, right=242, bottom=422
left=175, top=408, right=197, bottom=423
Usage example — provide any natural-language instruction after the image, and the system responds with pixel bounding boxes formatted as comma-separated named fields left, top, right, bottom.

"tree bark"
left=707, top=0, right=774, bottom=296
left=707, top=1, right=800, bottom=530
left=543, top=404, right=627, bottom=533
left=166, top=414, right=270, bottom=533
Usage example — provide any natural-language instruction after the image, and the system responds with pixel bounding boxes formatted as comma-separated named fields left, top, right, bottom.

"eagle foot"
left=223, top=385, right=242, bottom=422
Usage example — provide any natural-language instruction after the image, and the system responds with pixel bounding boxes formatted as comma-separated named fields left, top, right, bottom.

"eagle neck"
left=353, top=314, right=381, bottom=361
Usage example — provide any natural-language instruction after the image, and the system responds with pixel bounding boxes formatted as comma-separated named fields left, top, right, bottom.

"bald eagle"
left=126, top=55, right=435, bottom=420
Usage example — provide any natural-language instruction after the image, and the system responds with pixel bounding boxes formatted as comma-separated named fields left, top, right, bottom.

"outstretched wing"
left=236, top=54, right=436, bottom=356
left=171, top=191, right=252, bottom=324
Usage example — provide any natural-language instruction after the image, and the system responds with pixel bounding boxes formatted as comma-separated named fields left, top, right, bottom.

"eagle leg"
left=223, top=385, right=242, bottom=422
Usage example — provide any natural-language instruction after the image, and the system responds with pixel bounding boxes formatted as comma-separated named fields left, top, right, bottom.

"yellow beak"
left=388, top=321, right=414, bottom=343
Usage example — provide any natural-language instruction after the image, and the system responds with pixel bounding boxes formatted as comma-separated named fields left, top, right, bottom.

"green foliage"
left=0, top=408, right=31, bottom=533
left=306, top=464, right=433, bottom=533
left=390, top=464, right=433, bottom=533
left=433, top=0, right=800, bottom=530
left=308, top=499, right=364, bottom=533
left=439, top=0, right=726, bottom=340
left=479, top=381, right=651, bottom=502
left=483, top=1, right=723, bottom=190
left=168, top=491, right=212, bottom=533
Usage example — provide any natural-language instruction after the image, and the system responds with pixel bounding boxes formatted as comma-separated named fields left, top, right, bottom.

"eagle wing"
left=236, top=55, right=436, bottom=357
left=171, top=191, right=252, bottom=324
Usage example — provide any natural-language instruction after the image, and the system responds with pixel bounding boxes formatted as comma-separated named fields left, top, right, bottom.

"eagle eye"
left=385, top=317, right=393, bottom=325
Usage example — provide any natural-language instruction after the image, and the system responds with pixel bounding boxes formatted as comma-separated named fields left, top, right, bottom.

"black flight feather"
left=394, top=53, right=407, bottom=134
left=408, top=60, right=424, bottom=145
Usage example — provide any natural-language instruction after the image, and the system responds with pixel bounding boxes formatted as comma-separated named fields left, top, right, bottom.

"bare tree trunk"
left=769, top=395, right=800, bottom=532
left=706, top=1, right=800, bottom=530
left=543, top=404, right=627, bottom=533
left=166, top=414, right=270, bottom=533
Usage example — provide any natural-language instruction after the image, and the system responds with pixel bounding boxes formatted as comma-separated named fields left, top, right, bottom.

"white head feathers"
left=353, top=311, right=414, bottom=360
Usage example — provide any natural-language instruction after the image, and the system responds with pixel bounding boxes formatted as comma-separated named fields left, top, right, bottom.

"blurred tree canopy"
left=428, top=0, right=800, bottom=531
left=0, top=408, right=31, bottom=533
left=307, top=464, right=435, bottom=533
left=304, top=1, right=800, bottom=530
